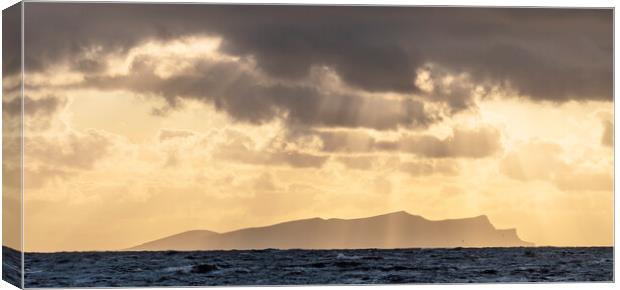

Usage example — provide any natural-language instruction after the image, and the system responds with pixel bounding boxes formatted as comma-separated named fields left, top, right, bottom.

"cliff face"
left=128, top=211, right=533, bottom=251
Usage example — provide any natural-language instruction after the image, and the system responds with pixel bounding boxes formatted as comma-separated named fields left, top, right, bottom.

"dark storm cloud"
left=24, top=4, right=612, bottom=103
left=316, top=126, right=502, bottom=158
left=81, top=57, right=435, bottom=130
left=2, top=2, right=21, bottom=76
left=415, top=65, right=479, bottom=113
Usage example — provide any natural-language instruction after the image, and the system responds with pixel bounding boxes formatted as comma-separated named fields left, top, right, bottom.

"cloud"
left=3, top=95, right=66, bottom=117
left=24, top=4, right=612, bottom=103
left=398, top=127, right=502, bottom=158
left=601, top=120, right=613, bottom=147
left=334, top=155, right=458, bottom=177
left=2, top=3, right=21, bottom=76
left=159, top=129, right=195, bottom=142
left=500, top=141, right=612, bottom=191
left=316, top=126, right=502, bottom=158
left=3, top=95, right=68, bottom=131
left=220, top=148, right=329, bottom=169
left=20, top=129, right=115, bottom=189
left=554, top=172, right=613, bottom=192
left=317, top=130, right=377, bottom=153
left=158, top=129, right=197, bottom=167
left=268, top=151, right=329, bottom=168
left=80, top=56, right=435, bottom=130
left=23, top=166, right=73, bottom=189
left=26, top=129, right=112, bottom=171
left=400, top=160, right=459, bottom=176
left=500, top=142, right=565, bottom=181
left=2, top=166, right=20, bottom=190
left=414, top=64, right=480, bottom=112
left=336, top=156, right=376, bottom=170
left=215, top=130, right=328, bottom=168
left=252, top=172, right=280, bottom=193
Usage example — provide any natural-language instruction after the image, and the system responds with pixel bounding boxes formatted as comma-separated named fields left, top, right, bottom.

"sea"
left=2, top=246, right=613, bottom=287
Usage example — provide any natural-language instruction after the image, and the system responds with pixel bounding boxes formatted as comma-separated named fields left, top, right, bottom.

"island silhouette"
left=128, top=211, right=533, bottom=251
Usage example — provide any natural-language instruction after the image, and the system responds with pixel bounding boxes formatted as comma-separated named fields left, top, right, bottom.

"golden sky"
left=2, top=4, right=613, bottom=252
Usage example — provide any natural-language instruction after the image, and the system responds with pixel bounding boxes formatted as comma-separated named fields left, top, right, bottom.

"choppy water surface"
left=21, top=247, right=612, bottom=287
left=2, top=247, right=21, bottom=287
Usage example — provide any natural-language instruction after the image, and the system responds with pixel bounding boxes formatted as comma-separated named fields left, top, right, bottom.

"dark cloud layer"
left=2, top=2, right=20, bottom=77
left=82, top=57, right=434, bottom=130
left=24, top=4, right=612, bottom=103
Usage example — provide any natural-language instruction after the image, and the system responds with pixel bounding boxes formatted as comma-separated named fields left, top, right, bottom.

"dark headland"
left=128, top=211, right=533, bottom=251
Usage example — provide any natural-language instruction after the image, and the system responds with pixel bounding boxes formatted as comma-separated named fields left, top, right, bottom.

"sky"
left=2, top=4, right=613, bottom=252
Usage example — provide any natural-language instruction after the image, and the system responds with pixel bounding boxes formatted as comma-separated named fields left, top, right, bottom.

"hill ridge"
left=127, top=211, right=533, bottom=251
